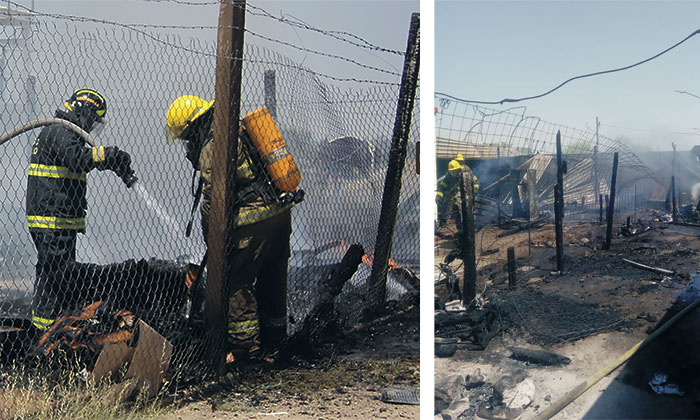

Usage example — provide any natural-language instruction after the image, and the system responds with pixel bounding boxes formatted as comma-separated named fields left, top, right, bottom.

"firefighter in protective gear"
left=436, top=159, right=462, bottom=229
left=26, top=89, right=136, bottom=331
left=436, top=155, right=478, bottom=231
left=166, top=95, right=294, bottom=359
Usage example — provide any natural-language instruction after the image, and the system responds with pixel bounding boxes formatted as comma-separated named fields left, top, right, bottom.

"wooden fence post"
left=604, top=152, right=619, bottom=250
left=208, top=0, right=246, bottom=374
left=554, top=131, right=564, bottom=272
left=367, top=13, right=420, bottom=313
left=460, top=168, right=477, bottom=306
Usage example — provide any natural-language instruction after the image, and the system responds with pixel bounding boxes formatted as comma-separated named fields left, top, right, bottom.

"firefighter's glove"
left=94, top=146, right=133, bottom=179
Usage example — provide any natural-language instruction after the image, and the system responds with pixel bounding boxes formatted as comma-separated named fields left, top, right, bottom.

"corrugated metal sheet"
left=436, top=139, right=523, bottom=160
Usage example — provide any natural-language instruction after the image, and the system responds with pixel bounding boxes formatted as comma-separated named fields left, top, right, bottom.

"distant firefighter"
left=436, top=154, right=478, bottom=232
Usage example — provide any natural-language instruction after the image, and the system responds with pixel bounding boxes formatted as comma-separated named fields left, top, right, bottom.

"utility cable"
left=438, top=28, right=700, bottom=105
left=675, top=90, right=700, bottom=100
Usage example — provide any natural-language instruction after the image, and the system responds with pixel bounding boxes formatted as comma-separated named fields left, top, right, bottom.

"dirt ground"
left=434, top=210, right=700, bottom=419
left=156, top=305, right=420, bottom=420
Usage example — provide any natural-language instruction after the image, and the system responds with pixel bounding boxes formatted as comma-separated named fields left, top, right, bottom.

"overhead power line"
left=438, top=28, right=700, bottom=105
left=676, top=90, right=700, bottom=100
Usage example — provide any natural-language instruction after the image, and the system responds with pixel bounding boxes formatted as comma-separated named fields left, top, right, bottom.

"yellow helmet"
left=165, top=95, right=214, bottom=144
left=455, top=153, right=465, bottom=163
left=448, top=160, right=462, bottom=173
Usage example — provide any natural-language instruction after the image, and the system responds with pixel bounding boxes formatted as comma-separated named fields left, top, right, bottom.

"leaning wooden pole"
left=603, top=152, right=619, bottom=250
left=367, top=13, right=420, bottom=313
left=497, top=146, right=502, bottom=226
left=460, top=168, right=477, bottom=307
left=554, top=131, right=564, bottom=272
left=207, top=0, right=246, bottom=374
left=507, top=247, right=516, bottom=289
left=511, top=169, right=522, bottom=219
left=672, top=175, right=677, bottom=222
left=593, top=117, right=600, bottom=206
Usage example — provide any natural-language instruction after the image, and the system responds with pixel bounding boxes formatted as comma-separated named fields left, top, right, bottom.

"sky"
left=436, top=0, right=700, bottom=151
left=8, top=0, right=418, bottom=87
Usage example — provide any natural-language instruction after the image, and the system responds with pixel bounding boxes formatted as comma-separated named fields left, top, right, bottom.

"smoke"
left=691, top=182, right=700, bottom=202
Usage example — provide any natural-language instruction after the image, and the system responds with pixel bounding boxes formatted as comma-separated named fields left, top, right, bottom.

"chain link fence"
left=0, top=13, right=419, bottom=385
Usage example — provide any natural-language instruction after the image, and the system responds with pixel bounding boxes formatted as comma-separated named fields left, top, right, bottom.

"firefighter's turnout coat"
left=198, top=129, right=293, bottom=351
left=26, top=109, right=97, bottom=233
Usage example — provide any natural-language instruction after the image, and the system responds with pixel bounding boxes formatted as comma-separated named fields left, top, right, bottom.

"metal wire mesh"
left=492, top=287, right=623, bottom=346
left=0, top=14, right=419, bottom=383
left=435, top=93, right=663, bottom=221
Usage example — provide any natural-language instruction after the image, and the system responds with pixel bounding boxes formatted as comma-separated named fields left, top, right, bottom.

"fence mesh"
left=0, top=12, right=419, bottom=385
left=435, top=94, right=663, bottom=222
left=433, top=93, right=676, bottom=344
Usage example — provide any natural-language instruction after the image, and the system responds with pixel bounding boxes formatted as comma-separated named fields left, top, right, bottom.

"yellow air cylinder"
left=242, top=107, right=301, bottom=192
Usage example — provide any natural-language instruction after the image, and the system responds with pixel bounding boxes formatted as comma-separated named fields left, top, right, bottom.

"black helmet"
left=64, top=89, right=107, bottom=132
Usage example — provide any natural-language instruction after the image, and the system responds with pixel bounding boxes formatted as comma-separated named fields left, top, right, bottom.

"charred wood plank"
left=509, top=346, right=571, bottom=366
left=622, top=258, right=675, bottom=275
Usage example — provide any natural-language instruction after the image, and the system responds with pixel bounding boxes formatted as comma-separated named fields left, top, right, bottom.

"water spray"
left=0, top=118, right=138, bottom=187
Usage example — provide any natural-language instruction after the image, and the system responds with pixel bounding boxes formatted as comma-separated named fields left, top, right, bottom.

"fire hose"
left=533, top=296, right=700, bottom=420
left=0, top=118, right=137, bottom=187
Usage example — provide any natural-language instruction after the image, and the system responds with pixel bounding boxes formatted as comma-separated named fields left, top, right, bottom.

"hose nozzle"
left=122, top=170, right=138, bottom=188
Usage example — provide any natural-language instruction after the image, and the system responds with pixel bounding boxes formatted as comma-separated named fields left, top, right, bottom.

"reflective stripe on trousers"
left=32, top=310, right=54, bottom=330
left=228, top=319, right=259, bottom=335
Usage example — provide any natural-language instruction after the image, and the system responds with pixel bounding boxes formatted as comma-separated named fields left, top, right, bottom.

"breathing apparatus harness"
left=183, top=113, right=304, bottom=238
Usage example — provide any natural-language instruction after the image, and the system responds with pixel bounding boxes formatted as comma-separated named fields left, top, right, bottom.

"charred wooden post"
left=605, top=194, right=609, bottom=219
left=599, top=194, right=603, bottom=223
left=604, top=152, right=619, bottom=250
left=593, top=118, right=600, bottom=205
left=460, top=168, right=477, bottom=307
left=511, top=169, right=523, bottom=219
left=497, top=146, right=501, bottom=227
left=554, top=131, right=564, bottom=272
left=367, top=13, right=419, bottom=313
left=306, top=244, right=364, bottom=338
left=672, top=175, right=677, bottom=222
left=507, top=246, right=516, bottom=289
left=416, top=141, right=420, bottom=175
left=527, top=169, right=537, bottom=221
left=672, top=142, right=677, bottom=215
